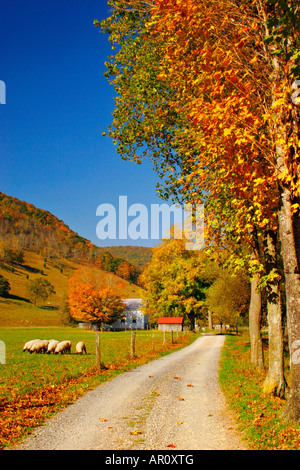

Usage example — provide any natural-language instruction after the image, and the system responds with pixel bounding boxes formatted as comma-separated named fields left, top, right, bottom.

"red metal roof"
left=157, top=317, right=183, bottom=324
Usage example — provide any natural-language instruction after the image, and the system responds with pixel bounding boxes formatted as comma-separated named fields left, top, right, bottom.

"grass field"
left=0, top=250, right=144, bottom=327
left=219, top=333, right=300, bottom=450
left=0, top=327, right=196, bottom=449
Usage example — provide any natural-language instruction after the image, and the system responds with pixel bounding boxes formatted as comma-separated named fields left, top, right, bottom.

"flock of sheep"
left=23, top=339, right=87, bottom=355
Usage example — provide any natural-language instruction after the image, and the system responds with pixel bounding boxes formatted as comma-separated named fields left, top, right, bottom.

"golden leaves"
left=130, top=430, right=143, bottom=435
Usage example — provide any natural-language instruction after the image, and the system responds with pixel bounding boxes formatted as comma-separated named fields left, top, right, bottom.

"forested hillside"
left=0, top=191, right=98, bottom=263
left=0, top=191, right=144, bottom=283
left=105, top=245, right=153, bottom=271
left=0, top=191, right=144, bottom=327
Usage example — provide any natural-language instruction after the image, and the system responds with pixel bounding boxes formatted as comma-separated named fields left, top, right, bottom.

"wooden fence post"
left=96, top=331, right=102, bottom=372
left=171, top=330, right=174, bottom=344
left=131, top=330, right=136, bottom=358
left=163, top=330, right=166, bottom=346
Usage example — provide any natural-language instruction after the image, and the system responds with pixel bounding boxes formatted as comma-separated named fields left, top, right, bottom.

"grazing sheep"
left=75, top=342, right=87, bottom=355
left=28, top=339, right=43, bottom=353
left=23, top=339, right=40, bottom=352
left=29, top=339, right=49, bottom=354
left=54, top=340, right=71, bottom=354
left=47, top=340, right=59, bottom=354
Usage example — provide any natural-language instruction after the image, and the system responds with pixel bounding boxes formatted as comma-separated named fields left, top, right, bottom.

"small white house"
left=106, top=298, right=148, bottom=331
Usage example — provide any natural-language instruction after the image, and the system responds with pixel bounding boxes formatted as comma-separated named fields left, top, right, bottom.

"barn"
left=157, top=317, right=184, bottom=332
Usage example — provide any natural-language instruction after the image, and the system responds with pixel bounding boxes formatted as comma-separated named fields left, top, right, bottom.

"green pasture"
left=0, top=327, right=193, bottom=402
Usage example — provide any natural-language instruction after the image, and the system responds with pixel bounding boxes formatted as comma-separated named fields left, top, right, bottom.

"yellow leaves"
left=259, top=218, right=271, bottom=228
left=130, top=430, right=143, bottom=435
left=223, top=127, right=234, bottom=137
left=272, top=98, right=284, bottom=110
left=253, top=177, right=266, bottom=187
left=291, top=203, right=300, bottom=214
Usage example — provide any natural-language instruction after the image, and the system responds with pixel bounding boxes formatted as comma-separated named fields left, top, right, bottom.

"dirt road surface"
left=14, top=335, right=247, bottom=450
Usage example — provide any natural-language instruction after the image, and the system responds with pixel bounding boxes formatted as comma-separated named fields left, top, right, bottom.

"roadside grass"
left=0, top=327, right=197, bottom=449
left=219, top=333, right=300, bottom=450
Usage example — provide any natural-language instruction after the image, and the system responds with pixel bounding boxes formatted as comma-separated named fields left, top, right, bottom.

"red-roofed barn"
left=157, top=317, right=183, bottom=332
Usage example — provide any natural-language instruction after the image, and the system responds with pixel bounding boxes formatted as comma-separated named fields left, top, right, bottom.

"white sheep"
left=23, top=339, right=40, bottom=352
left=54, top=340, right=71, bottom=354
left=29, top=339, right=49, bottom=354
left=75, top=342, right=87, bottom=355
left=47, top=340, right=59, bottom=354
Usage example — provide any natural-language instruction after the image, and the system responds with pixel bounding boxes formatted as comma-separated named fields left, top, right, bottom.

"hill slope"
left=104, top=245, right=153, bottom=271
left=0, top=192, right=144, bottom=327
left=0, top=250, right=143, bottom=327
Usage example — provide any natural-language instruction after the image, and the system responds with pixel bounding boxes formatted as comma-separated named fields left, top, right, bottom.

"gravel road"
left=14, top=335, right=247, bottom=450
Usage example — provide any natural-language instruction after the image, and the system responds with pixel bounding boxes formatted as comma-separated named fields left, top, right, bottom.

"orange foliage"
left=67, top=268, right=126, bottom=326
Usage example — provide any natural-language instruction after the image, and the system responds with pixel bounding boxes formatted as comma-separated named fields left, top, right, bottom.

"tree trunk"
left=249, top=274, right=264, bottom=369
left=263, top=232, right=286, bottom=397
left=208, top=310, right=213, bottom=329
left=279, top=187, right=300, bottom=421
left=263, top=288, right=286, bottom=397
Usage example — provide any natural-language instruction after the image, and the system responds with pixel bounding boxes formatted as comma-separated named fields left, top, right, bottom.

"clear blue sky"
left=0, top=0, right=164, bottom=248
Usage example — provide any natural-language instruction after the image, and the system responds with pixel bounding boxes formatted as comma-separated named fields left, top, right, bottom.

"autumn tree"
left=140, top=236, right=215, bottom=329
left=205, top=269, right=250, bottom=332
left=116, top=260, right=135, bottom=282
left=26, top=277, right=55, bottom=306
left=97, top=0, right=300, bottom=417
left=67, top=268, right=126, bottom=329
left=96, top=0, right=271, bottom=370
left=0, top=275, right=10, bottom=298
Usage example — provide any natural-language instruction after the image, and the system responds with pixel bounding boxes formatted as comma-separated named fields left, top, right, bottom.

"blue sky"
left=0, top=0, right=164, bottom=248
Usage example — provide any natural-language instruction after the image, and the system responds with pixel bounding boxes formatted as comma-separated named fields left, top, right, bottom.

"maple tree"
left=67, top=268, right=126, bottom=328
left=98, top=0, right=300, bottom=419
left=96, top=0, right=275, bottom=371
left=148, top=0, right=300, bottom=420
